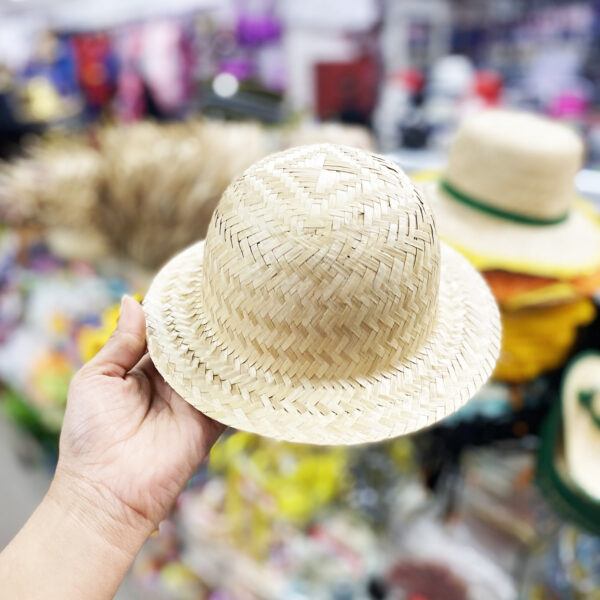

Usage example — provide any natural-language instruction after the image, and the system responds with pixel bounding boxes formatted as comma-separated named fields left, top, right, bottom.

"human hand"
left=51, top=295, right=224, bottom=551
left=0, top=296, right=224, bottom=599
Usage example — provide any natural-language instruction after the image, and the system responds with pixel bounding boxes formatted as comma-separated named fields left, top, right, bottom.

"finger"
left=133, top=354, right=173, bottom=400
left=180, top=401, right=226, bottom=458
left=86, top=295, right=147, bottom=378
left=134, top=355, right=226, bottom=444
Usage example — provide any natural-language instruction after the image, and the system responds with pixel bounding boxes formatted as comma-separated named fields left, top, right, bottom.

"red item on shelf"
left=315, top=55, right=379, bottom=123
left=401, top=67, right=425, bottom=94
left=73, top=33, right=116, bottom=109
left=474, top=70, right=503, bottom=105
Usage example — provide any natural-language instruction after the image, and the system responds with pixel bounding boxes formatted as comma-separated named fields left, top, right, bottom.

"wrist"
left=0, top=470, right=150, bottom=600
left=48, top=465, right=153, bottom=560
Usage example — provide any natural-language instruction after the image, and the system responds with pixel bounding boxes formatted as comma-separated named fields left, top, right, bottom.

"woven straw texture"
left=421, top=110, right=600, bottom=278
left=144, top=144, right=500, bottom=445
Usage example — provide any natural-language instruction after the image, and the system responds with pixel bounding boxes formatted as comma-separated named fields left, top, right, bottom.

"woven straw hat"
left=422, top=110, right=600, bottom=278
left=562, top=351, right=600, bottom=501
left=144, top=144, right=500, bottom=445
left=536, top=352, right=600, bottom=535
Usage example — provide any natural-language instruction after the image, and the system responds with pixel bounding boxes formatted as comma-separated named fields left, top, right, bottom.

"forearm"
left=0, top=472, right=152, bottom=600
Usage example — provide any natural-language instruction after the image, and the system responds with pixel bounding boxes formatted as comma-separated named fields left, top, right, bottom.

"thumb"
left=87, top=295, right=147, bottom=377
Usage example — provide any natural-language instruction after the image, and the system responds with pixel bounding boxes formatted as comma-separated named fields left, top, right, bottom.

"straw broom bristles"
left=96, top=120, right=268, bottom=268
left=0, top=120, right=268, bottom=269
left=0, top=120, right=374, bottom=269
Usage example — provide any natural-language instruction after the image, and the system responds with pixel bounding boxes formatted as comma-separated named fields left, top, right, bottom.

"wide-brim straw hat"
left=421, top=110, right=600, bottom=279
left=562, top=351, right=600, bottom=501
left=537, top=351, right=600, bottom=534
left=144, top=144, right=500, bottom=445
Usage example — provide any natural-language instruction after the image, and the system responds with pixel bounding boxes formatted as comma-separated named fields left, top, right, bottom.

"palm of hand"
left=57, top=297, right=224, bottom=529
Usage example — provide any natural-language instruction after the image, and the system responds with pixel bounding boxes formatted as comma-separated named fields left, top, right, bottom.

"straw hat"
left=422, top=110, right=600, bottom=278
left=537, top=351, right=600, bottom=535
left=562, top=351, right=600, bottom=500
left=144, top=144, right=500, bottom=445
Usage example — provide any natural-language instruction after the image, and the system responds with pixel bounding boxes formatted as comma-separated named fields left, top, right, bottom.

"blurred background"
left=2, top=0, right=600, bottom=599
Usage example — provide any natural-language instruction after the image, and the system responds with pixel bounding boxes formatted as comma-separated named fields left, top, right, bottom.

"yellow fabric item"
left=494, top=299, right=596, bottom=383
left=22, top=77, right=65, bottom=121
left=208, top=431, right=348, bottom=556
left=447, top=227, right=600, bottom=280
left=77, top=294, right=143, bottom=362
left=483, top=269, right=600, bottom=310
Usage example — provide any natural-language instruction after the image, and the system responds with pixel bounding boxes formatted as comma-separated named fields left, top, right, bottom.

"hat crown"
left=446, top=110, right=583, bottom=221
left=200, top=144, right=440, bottom=381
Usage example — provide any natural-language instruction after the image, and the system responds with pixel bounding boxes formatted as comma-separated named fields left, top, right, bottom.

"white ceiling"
left=0, top=0, right=221, bottom=30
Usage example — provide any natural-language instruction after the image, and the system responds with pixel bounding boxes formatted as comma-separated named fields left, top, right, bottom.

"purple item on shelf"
left=218, top=58, right=254, bottom=81
left=549, top=89, right=588, bottom=119
left=236, top=15, right=282, bottom=46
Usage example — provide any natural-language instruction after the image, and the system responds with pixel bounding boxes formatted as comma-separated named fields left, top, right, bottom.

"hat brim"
left=537, top=397, right=600, bottom=536
left=421, top=182, right=600, bottom=279
left=143, top=241, right=500, bottom=445
left=560, top=351, right=600, bottom=500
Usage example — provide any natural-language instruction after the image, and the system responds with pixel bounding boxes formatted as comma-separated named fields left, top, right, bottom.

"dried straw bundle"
left=0, top=134, right=102, bottom=229
left=0, top=120, right=377, bottom=269
left=97, top=120, right=268, bottom=269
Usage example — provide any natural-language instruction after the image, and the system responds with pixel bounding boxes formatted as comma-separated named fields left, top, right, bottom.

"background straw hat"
left=562, top=351, right=600, bottom=500
left=422, top=110, right=600, bottom=278
left=536, top=352, right=600, bottom=535
left=144, top=144, right=500, bottom=445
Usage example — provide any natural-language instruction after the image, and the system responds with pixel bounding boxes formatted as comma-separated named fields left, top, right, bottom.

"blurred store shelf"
left=576, top=169, right=600, bottom=206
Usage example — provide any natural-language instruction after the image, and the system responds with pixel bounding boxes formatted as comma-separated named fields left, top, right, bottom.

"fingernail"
left=119, top=295, right=130, bottom=322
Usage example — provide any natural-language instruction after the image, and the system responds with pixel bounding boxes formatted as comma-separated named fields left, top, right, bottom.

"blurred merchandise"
left=95, top=119, right=267, bottom=269
left=373, top=68, right=425, bottom=152
left=390, top=517, right=516, bottom=600
left=113, top=19, right=197, bottom=121
left=399, top=91, right=429, bottom=150
left=482, top=269, right=600, bottom=311
left=472, top=70, right=503, bottom=107
left=0, top=228, right=136, bottom=445
left=314, top=56, right=378, bottom=126
left=424, top=55, right=474, bottom=149
left=538, top=526, right=600, bottom=600
left=73, top=33, right=118, bottom=118
left=173, top=434, right=420, bottom=599
left=280, top=122, right=374, bottom=151
left=0, top=119, right=382, bottom=271
left=0, top=132, right=106, bottom=262
left=0, top=119, right=269, bottom=269
left=417, top=110, right=600, bottom=386
left=494, top=300, right=596, bottom=383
